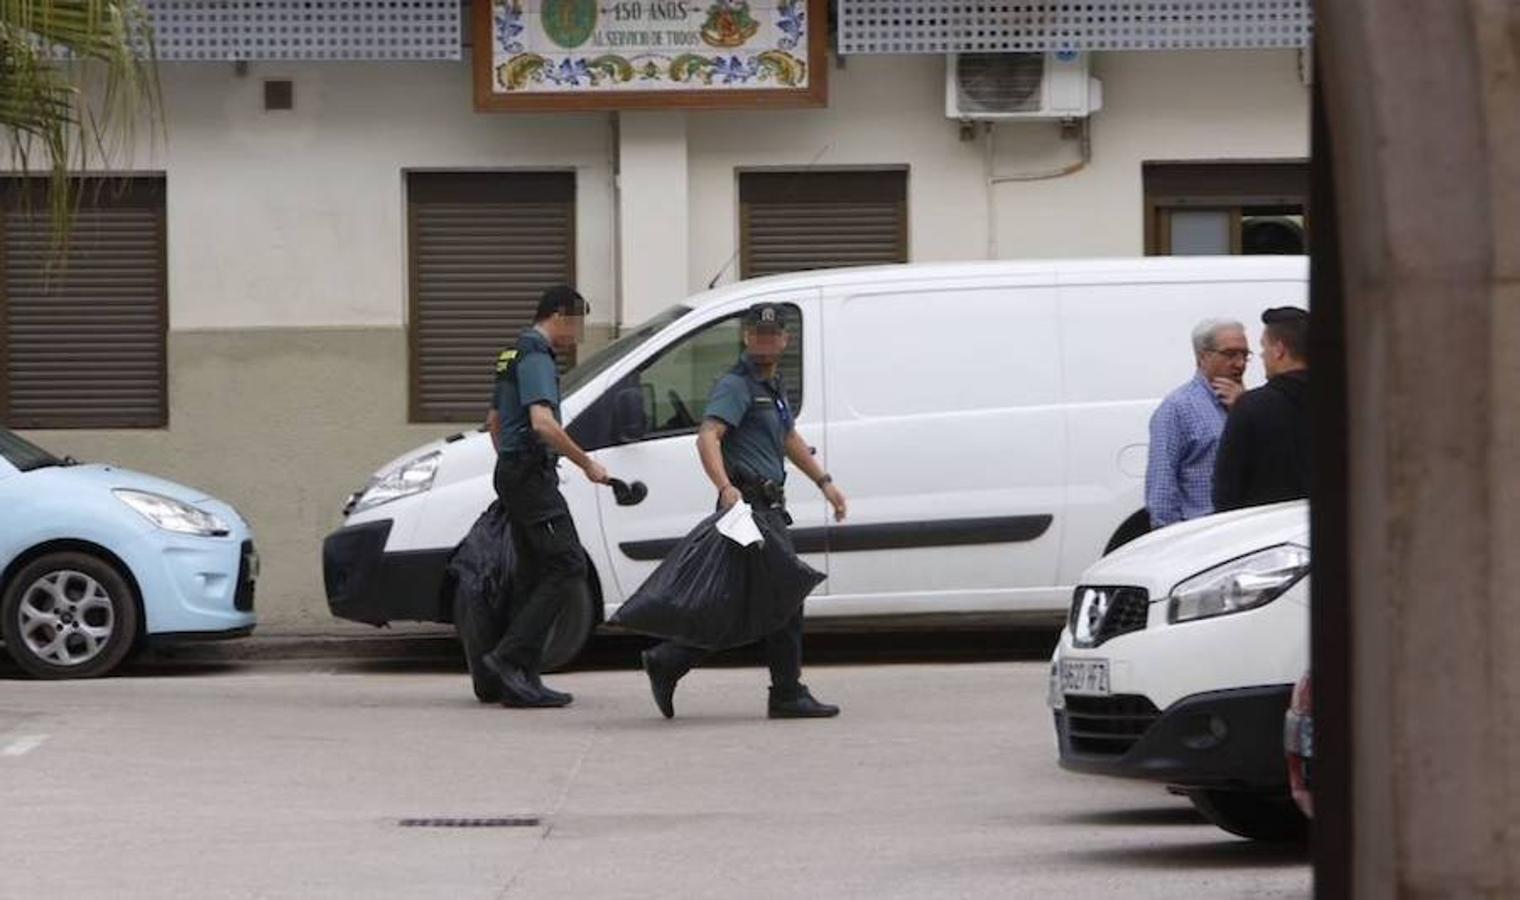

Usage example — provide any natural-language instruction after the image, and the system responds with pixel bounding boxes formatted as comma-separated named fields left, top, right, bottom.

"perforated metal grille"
left=838, top=0, right=1312, bottom=55
left=149, top=0, right=462, bottom=61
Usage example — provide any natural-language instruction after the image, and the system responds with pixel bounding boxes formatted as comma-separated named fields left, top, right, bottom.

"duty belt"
left=502, top=445, right=557, bottom=470
left=737, top=479, right=786, bottom=509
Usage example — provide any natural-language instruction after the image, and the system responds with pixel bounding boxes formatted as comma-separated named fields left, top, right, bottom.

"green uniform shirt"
left=704, top=355, right=794, bottom=486
left=492, top=328, right=560, bottom=456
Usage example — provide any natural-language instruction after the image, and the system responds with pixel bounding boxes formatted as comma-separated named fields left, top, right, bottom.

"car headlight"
left=114, top=490, right=231, bottom=537
left=1167, top=543, right=1310, bottom=624
left=349, top=451, right=442, bottom=515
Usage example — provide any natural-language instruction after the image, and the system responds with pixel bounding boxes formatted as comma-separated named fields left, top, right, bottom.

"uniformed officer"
left=639, top=302, right=848, bottom=720
left=481, top=285, right=610, bottom=708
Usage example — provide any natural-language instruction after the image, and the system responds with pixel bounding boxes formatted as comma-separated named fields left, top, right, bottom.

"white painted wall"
left=682, top=50, right=1309, bottom=314
left=80, top=49, right=1305, bottom=332
left=616, top=112, right=690, bottom=327
left=149, top=55, right=617, bottom=331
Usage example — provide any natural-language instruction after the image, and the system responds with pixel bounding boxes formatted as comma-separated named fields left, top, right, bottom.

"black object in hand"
left=609, top=478, right=648, bottom=507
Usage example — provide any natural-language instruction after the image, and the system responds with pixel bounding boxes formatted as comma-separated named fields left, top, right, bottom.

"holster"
left=734, top=477, right=791, bottom=524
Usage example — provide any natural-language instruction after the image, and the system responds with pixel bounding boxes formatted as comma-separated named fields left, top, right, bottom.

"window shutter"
left=1, top=178, right=168, bottom=429
left=408, top=172, right=576, bottom=423
left=740, top=170, right=908, bottom=279
left=1142, top=161, right=1309, bottom=256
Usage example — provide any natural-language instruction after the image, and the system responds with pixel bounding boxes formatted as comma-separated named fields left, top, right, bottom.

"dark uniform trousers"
left=645, top=501, right=804, bottom=692
left=490, top=453, right=587, bottom=673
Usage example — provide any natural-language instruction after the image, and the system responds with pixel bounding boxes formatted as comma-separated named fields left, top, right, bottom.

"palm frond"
left=1, top=0, right=161, bottom=244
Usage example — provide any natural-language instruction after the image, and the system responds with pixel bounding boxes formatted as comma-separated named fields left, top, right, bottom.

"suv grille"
left=1063, top=694, right=1161, bottom=756
left=1068, top=586, right=1150, bottom=648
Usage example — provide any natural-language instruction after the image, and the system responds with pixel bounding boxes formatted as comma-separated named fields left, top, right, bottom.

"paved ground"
left=0, top=650, right=1309, bottom=899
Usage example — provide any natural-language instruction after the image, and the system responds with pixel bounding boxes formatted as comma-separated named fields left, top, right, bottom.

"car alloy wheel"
left=2, top=552, right=140, bottom=679
left=19, top=570, right=117, bottom=667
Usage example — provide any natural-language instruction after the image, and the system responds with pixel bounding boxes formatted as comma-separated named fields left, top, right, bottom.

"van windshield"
left=0, top=429, right=64, bottom=472
left=563, top=305, right=691, bottom=397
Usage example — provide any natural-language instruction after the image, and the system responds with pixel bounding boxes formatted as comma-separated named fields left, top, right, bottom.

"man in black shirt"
left=1213, top=306, right=1312, bottom=512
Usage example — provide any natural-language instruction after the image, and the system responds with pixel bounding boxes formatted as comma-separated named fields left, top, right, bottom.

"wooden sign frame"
left=473, top=0, right=828, bottom=112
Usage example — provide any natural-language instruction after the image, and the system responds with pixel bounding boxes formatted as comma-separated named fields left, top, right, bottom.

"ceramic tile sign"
left=474, top=0, right=828, bottom=110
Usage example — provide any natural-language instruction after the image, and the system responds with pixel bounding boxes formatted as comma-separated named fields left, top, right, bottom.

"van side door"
left=817, top=278, right=1068, bottom=616
left=582, top=293, right=827, bottom=605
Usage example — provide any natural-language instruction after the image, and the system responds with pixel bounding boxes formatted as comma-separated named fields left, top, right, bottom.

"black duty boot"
left=480, top=654, right=567, bottom=708
left=641, top=649, right=684, bottom=719
left=768, top=684, right=840, bottom=719
left=526, top=671, right=573, bottom=706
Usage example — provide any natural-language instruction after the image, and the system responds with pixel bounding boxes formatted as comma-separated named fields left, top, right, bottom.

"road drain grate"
left=398, top=817, right=542, bottom=829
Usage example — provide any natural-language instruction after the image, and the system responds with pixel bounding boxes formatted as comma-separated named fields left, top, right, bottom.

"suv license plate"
left=1060, top=659, right=1110, bottom=696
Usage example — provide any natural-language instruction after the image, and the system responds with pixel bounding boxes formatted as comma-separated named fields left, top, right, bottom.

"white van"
left=322, top=257, right=1307, bottom=669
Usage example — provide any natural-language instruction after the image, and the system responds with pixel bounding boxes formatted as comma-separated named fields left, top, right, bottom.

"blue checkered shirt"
left=1146, top=373, right=1229, bottom=528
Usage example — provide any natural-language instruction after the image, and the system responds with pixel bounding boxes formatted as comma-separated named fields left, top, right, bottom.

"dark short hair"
left=1262, top=306, right=1309, bottom=362
left=534, top=284, right=589, bottom=322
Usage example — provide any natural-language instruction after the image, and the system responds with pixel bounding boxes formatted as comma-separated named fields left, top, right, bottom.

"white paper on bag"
left=716, top=501, right=764, bottom=547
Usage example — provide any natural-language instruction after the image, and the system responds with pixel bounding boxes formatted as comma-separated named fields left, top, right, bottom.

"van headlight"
left=114, top=490, right=231, bottom=537
left=349, top=451, right=442, bottom=515
left=1167, top=543, right=1309, bottom=624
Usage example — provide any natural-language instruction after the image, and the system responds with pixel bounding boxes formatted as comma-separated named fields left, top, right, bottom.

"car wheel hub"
left=17, top=570, right=116, bottom=667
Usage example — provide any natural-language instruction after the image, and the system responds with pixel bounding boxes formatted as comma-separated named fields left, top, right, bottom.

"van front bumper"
left=322, top=520, right=451, bottom=625
left=1055, top=684, right=1294, bottom=791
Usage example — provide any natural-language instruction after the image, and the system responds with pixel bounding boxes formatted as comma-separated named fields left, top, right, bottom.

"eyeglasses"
left=1206, top=349, right=1253, bottom=362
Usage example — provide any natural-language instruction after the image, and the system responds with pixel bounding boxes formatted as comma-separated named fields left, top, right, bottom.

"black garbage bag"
left=445, top=501, right=518, bottom=702
left=609, top=508, right=826, bottom=651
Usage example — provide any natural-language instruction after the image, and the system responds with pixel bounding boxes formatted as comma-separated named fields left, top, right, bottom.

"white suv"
left=1049, top=500, right=1310, bottom=842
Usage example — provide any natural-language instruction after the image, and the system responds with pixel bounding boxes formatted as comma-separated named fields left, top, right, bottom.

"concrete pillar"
left=616, top=111, right=690, bottom=328
left=1315, top=2, right=1520, bottom=895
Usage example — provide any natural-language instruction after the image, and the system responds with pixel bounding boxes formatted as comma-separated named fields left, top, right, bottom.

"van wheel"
left=540, top=580, right=595, bottom=673
left=1, top=552, right=140, bottom=680
left=1187, top=790, right=1307, bottom=843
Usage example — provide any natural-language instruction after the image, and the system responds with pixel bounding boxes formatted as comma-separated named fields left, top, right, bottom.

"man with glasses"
left=1145, top=318, right=1250, bottom=529
left=1213, top=306, right=1312, bottom=512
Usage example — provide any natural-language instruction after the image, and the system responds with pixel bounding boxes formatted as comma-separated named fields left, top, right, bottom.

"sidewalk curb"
left=141, top=631, right=463, bottom=663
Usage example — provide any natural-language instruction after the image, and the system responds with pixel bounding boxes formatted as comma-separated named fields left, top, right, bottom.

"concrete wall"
left=678, top=50, right=1309, bottom=321
left=25, top=329, right=434, bottom=629
left=1316, top=2, right=1520, bottom=893
left=152, top=60, right=618, bottom=331
left=12, top=49, right=1308, bottom=630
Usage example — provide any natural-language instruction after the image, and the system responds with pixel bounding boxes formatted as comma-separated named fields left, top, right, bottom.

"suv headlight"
left=1168, top=543, right=1310, bottom=624
left=349, top=451, right=441, bottom=515
left=114, top=489, right=230, bottom=537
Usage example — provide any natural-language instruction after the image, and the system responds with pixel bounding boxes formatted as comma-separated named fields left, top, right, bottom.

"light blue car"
left=0, top=429, right=257, bottom=679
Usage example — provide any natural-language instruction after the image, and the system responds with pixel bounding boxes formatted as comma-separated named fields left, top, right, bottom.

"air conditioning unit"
left=946, top=51, right=1103, bottom=121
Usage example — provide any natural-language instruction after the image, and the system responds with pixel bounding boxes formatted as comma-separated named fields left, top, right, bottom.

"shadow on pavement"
left=572, top=628, right=1059, bottom=672
left=0, top=627, right=1061, bottom=681
left=1038, top=805, right=1208, bottom=827
left=1057, top=838, right=1309, bottom=870
left=0, top=653, right=252, bottom=681
left=326, top=628, right=1058, bottom=675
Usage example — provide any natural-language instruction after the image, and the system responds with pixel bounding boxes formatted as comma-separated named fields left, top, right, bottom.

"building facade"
left=2, top=2, right=1310, bottom=628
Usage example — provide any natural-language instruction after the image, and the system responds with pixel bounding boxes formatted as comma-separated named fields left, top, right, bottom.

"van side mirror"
left=613, top=387, right=649, bottom=442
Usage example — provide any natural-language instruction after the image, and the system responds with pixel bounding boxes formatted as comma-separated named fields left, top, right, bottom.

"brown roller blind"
left=1143, top=160, right=1308, bottom=206
left=1143, top=160, right=1309, bottom=256
left=408, top=172, right=576, bottom=423
left=739, top=170, right=908, bottom=279
left=0, top=178, right=168, bottom=429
